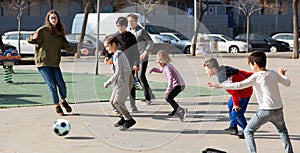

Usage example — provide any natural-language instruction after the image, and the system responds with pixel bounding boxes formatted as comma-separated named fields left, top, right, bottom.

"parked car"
left=271, top=33, right=299, bottom=50
left=160, top=32, right=191, bottom=54
left=235, top=33, right=290, bottom=52
left=198, top=34, right=250, bottom=53
left=65, top=33, right=105, bottom=56
left=2, top=31, right=35, bottom=56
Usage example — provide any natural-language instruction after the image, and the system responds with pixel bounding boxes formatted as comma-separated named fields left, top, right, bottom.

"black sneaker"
left=238, top=133, right=245, bottom=139
left=168, top=110, right=176, bottom=117
left=224, top=126, right=238, bottom=135
left=55, top=105, right=64, bottom=116
left=177, top=107, right=187, bottom=122
left=61, top=101, right=72, bottom=113
left=114, top=117, right=125, bottom=127
left=119, top=118, right=136, bottom=131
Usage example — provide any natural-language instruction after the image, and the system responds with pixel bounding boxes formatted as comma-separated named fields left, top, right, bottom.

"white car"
left=198, top=34, right=251, bottom=53
left=271, top=33, right=299, bottom=50
left=2, top=31, right=35, bottom=56
left=160, top=32, right=191, bottom=54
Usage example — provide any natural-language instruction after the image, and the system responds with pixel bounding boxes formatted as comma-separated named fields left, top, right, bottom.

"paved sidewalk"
left=0, top=52, right=299, bottom=153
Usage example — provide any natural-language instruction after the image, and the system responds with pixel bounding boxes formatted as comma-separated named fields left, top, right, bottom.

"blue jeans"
left=244, top=108, right=293, bottom=153
left=228, top=97, right=250, bottom=131
left=38, top=67, right=67, bottom=104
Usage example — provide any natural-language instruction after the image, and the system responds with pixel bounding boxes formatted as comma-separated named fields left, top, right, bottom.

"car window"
left=6, top=34, right=19, bottom=40
left=174, top=33, right=189, bottom=40
left=208, top=36, right=223, bottom=42
left=221, top=35, right=233, bottom=41
left=287, top=35, right=293, bottom=40
left=162, top=35, right=176, bottom=41
left=275, top=35, right=285, bottom=39
left=22, top=34, right=31, bottom=40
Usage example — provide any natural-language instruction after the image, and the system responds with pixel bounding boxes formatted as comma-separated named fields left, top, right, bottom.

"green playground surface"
left=0, top=69, right=225, bottom=108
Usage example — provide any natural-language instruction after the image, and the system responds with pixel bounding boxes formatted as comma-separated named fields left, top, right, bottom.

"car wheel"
left=229, top=46, right=239, bottom=53
left=269, top=45, right=278, bottom=52
left=184, top=46, right=191, bottom=54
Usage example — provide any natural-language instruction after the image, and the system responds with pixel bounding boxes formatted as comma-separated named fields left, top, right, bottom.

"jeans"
left=38, top=66, right=66, bottom=104
left=245, top=108, right=293, bottom=153
left=137, top=61, right=151, bottom=101
left=228, top=97, right=250, bottom=131
left=165, top=85, right=185, bottom=111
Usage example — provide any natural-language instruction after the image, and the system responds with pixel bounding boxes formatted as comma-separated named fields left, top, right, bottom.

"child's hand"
left=278, top=67, right=287, bottom=76
left=208, top=82, right=222, bottom=89
left=32, top=32, right=38, bottom=39
left=80, top=48, right=89, bottom=55
left=104, top=83, right=108, bottom=88
left=104, top=81, right=111, bottom=88
left=232, top=105, right=241, bottom=112
left=148, top=68, right=153, bottom=74
left=165, top=91, right=170, bottom=96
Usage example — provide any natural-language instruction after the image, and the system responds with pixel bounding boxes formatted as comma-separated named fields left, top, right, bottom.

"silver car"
left=160, top=32, right=191, bottom=54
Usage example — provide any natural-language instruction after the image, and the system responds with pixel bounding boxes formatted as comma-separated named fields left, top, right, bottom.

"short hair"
left=203, top=58, right=219, bottom=69
left=248, top=51, right=266, bottom=68
left=104, top=34, right=120, bottom=46
left=156, top=50, right=171, bottom=63
left=116, top=17, right=128, bottom=27
left=126, top=13, right=138, bottom=21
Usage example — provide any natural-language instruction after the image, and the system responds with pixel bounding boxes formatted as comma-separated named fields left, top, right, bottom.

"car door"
left=162, top=34, right=182, bottom=50
left=252, top=34, right=269, bottom=50
left=21, top=33, right=35, bottom=55
left=207, top=36, right=226, bottom=52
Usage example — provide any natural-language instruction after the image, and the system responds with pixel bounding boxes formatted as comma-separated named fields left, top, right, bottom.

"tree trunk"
left=246, top=15, right=250, bottom=53
left=292, top=0, right=299, bottom=59
left=76, top=0, right=93, bottom=58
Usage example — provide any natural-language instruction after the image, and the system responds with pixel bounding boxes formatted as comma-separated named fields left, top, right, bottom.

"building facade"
left=0, top=0, right=298, bottom=38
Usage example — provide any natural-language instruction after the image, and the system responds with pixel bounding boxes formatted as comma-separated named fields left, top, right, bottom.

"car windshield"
left=174, top=33, right=189, bottom=40
left=145, top=24, right=160, bottom=34
left=220, top=35, right=233, bottom=41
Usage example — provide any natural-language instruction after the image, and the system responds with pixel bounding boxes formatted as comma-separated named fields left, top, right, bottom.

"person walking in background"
left=103, top=34, right=136, bottom=131
left=149, top=50, right=186, bottom=121
left=127, top=13, right=155, bottom=105
left=203, top=58, right=253, bottom=139
left=208, top=51, right=294, bottom=153
left=27, top=10, right=88, bottom=116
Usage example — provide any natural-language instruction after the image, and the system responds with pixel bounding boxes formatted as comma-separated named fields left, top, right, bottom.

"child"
left=203, top=58, right=253, bottom=139
left=149, top=50, right=186, bottom=121
left=103, top=34, right=136, bottom=131
left=208, top=51, right=294, bottom=153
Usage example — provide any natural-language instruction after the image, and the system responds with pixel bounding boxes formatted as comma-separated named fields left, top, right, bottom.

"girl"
left=27, top=10, right=88, bottom=116
left=103, top=34, right=136, bottom=131
left=149, top=50, right=186, bottom=121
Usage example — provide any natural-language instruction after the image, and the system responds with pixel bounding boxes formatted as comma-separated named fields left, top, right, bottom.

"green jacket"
left=27, top=26, right=77, bottom=67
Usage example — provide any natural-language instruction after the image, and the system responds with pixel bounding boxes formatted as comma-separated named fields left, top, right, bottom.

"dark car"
left=65, top=33, right=105, bottom=56
left=234, top=33, right=290, bottom=52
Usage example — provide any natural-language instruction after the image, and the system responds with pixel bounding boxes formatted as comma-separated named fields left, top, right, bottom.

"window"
left=208, top=7, right=214, bottom=15
left=168, top=1, right=187, bottom=15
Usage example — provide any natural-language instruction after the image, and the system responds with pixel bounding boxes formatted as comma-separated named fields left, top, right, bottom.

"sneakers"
left=61, top=101, right=72, bottom=113
left=238, top=133, right=245, bottom=139
left=145, top=100, right=151, bottom=105
left=131, top=107, right=139, bottom=112
left=168, top=110, right=176, bottom=117
left=55, top=105, right=64, bottom=116
left=224, top=126, right=238, bottom=135
left=112, top=108, right=120, bottom=115
left=114, top=117, right=125, bottom=127
left=177, top=107, right=187, bottom=122
left=119, top=118, right=136, bottom=131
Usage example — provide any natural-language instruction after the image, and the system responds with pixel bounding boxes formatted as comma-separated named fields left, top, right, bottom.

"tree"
left=75, top=0, right=96, bottom=58
left=292, top=0, right=299, bottom=59
left=127, top=0, right=159, bottom=28
left=191, top=0, right=208, bottom=56
left=1, top=0, right=36, bottom=55
left=230, top=0, right=261, bottom=53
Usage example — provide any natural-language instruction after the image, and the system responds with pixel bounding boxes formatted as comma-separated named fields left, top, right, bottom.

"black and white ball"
left=53, top=119, right=71, bottom=136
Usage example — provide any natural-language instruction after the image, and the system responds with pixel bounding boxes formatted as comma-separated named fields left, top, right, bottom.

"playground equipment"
left=0, top=50, right=21, bottom=83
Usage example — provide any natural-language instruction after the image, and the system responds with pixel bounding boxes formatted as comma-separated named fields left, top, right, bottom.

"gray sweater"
left=129, top=26, right=154, bottom=62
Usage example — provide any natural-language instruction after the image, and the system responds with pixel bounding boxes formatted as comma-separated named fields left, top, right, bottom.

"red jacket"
left=226, top=70, right=253, bottom=106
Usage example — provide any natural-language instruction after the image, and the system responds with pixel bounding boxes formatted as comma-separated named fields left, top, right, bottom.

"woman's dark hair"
left=44, top=9, right=65, bottom=36
left=248, top=51, right=267, bottom=68
left=104, top=34, right=120, bottom=46
left=116, top=17, right=128, bottom=27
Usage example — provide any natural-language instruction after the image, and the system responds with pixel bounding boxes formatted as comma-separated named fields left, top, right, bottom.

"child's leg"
left=270, top=108, right=294, bottom=153
left=227, top=97, right=237, bottom=128
left=232, top=97, right=250, bottom=131
left=165, top=86, right=184, bottom=111
left=244, top=109, right=272, bottom=153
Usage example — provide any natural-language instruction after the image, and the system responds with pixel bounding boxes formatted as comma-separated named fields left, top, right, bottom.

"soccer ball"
left=53, top=119, right=71, bottom=136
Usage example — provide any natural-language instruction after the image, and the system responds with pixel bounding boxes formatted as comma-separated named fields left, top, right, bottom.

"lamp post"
left=95, top=0, right=100, bottom=75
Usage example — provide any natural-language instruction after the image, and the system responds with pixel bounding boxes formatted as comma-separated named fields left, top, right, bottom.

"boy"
left=204, top=58, right=253, bottom=139
left=208, top=51, right=294, bottom=153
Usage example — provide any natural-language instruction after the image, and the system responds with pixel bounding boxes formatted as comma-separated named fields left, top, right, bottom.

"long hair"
left=44, top=10, right=65, bottom=36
